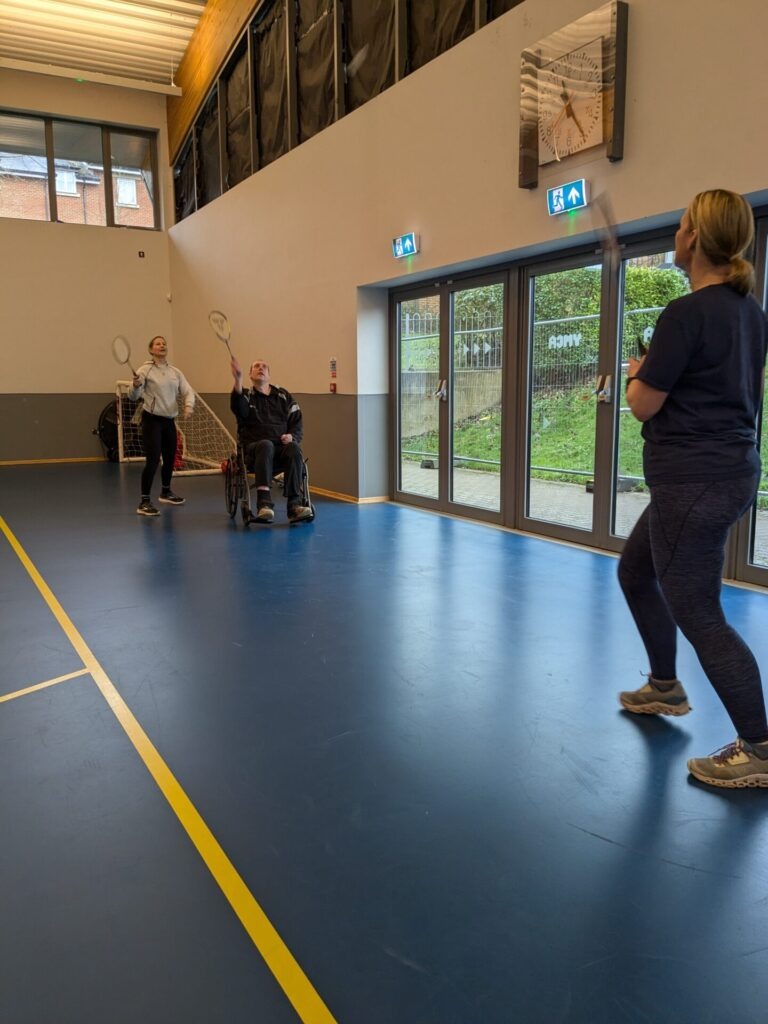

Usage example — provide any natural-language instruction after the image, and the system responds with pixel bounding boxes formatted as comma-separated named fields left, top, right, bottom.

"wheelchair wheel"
left=289, top=458, right=316, bottom=523
left=237, top=448, right=254, bottom=525
left=303, top=460, right=315, bottom=519
left=224, top=455, right=239, bottom=518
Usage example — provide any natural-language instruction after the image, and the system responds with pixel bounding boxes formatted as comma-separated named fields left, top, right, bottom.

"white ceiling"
left=0, top=0, right=207, bottom=95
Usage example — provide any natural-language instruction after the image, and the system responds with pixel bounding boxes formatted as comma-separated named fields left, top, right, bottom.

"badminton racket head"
left=208, top=310, right=231, bottom=344
left=111, top=335, right=135, bottom=373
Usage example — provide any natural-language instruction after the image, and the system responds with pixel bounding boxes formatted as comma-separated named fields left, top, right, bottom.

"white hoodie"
left=129, top=361, right=195, bottom=419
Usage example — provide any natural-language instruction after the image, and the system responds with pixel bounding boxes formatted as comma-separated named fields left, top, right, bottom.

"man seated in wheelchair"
left=230, top=357, right=313, bottom=524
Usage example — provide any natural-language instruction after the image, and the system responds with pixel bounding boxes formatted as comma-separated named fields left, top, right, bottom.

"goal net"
left=115, top=381, right=236, bottom=475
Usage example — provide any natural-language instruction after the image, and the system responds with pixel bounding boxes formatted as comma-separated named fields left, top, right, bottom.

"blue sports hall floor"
left=2, top=462, right=768, bottom=1024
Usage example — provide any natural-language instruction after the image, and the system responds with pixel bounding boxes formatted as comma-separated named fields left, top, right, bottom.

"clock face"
left=538, top=36, right=604, bottom=165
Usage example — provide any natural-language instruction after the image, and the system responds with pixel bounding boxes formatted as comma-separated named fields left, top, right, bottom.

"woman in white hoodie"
left=129, top=335, right=195, bottom=516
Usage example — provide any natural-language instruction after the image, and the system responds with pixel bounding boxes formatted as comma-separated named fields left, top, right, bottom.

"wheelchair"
left=224, top=442, right=315, bottom=526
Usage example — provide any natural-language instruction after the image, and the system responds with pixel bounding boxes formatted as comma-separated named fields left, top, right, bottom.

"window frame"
left=115, top=176, right=139, bottom=208
left=0, top=108, right=161, bottom=231
left=54, top=169, right=78, bottom=195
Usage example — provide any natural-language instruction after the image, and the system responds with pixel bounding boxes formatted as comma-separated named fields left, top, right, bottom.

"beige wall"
left=1, top=67, right=174, bottom=222
left=0, top=68, right=173, bottom=395
left=166, top=0, right=768, bottom=400
left=2, top=0, right=768, bottom=468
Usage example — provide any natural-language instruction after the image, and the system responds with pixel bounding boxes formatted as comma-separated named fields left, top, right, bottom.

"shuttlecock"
left=347, top=44, right=369, bottom=78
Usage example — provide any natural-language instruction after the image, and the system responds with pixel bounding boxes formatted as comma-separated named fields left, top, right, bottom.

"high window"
left=0, top=111, right=160, bottom=230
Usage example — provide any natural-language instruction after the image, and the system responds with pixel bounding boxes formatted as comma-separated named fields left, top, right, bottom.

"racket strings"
left=209, top=310, right=235, bottom=360
left=112, top=336, right=131, bottom=364
left=111, top=335, right=139, bottom=376
left=208, top=310, right=231, bottom=343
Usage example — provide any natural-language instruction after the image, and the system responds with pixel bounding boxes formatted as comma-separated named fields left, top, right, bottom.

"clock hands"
left=543, top=76, right=593, bottom=162
left=559, top=79, right=587, bottom=141
left=549, top=105, right=568, bottom=160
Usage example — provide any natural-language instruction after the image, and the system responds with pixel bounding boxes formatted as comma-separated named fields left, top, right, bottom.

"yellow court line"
left=0, top=457, right=105, bottom=466
left=0, top=668, right=90, bottom=704
left=0, top=515, right=337, bottom=1024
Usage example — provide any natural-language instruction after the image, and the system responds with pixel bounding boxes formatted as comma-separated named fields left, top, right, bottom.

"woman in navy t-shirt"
left=617, top=189, right=768, bottom=788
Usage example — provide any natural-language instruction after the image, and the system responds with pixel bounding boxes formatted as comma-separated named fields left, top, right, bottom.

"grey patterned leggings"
left=617, top=473, right=768, bottom=742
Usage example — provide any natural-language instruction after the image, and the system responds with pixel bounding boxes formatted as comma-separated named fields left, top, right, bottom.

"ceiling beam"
left=0, top=56, right=182, bottom=95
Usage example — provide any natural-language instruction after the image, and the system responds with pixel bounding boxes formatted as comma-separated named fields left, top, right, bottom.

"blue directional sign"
left=392, top=232, right=419, bottom=259
left=546, top=179, right=589, bottom=217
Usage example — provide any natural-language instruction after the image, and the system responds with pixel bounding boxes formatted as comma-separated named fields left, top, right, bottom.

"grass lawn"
left=402, top=392, right=768, bottom=505
left=402, top=392, right=644, bottom=482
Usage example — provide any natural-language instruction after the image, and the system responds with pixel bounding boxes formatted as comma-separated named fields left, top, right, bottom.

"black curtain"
left=254, top=1, right=289, bottom=168
left=490, top=0, right=525, bottom=20
left=174, top=141, right=196, bottom=222
left=297, top=0, right=335, bottom=143
left=225, top=48, right=252, bottom=187
left=196, top=89, right=221, bottom=207
left=342, top=0, right=394, bottom=112
left=408, top=0, right=473, bottom=74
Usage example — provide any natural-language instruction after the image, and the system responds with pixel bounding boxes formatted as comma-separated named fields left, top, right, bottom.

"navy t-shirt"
left=636, top=284, right=767, bottom=485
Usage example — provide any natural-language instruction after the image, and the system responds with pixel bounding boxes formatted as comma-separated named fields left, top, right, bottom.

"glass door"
left=733, top=215, right=768, bottom=585
left=740, top=378, right=768, bottom=579
left=519, top=236, right=685, bottom=549
left=393, top=213, right=768, bottom=582
left=449, top=281, right=504, bottom=513
left=397, top=292, right=442, bottom=502
left=521, top=257, right=605, bottom=540
left=394, top=274, right=506, bottom=520
left=611, top=246, right=690, bottom=539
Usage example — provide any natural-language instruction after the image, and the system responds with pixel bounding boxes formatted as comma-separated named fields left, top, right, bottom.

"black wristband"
left=626, top=375, right=638, bottom=389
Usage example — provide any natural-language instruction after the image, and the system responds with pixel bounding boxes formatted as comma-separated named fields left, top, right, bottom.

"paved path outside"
left=400, top=461, right=768, bottom=566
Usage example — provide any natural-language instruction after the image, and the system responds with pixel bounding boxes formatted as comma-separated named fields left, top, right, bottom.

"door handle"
left=595, top=373, right=613, bottom=404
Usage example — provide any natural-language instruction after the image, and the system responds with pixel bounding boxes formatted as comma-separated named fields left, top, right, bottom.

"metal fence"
left=530, top=311, right=600, bottom=391
left=402, top=305, right=670, bottom=385
left=401, top=312, right=503, bottom=371
left=454, top=316, right=503, bottom=369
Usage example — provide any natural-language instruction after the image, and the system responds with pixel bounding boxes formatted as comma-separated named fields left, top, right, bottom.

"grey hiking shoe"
left=619, top=676, right=691, bottom=716
left=288, top=504, right=313, bottom=523
left=688, top=739, right=768, bottom=789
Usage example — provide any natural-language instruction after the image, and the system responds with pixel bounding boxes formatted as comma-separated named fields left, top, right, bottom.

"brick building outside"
left=0, top=155, right=155, bottom=227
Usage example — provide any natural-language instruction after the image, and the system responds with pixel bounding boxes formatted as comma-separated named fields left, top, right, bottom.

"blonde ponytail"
left=687, top=189, right=755, bottom=296
left=726, top=255, right=755, bottom=297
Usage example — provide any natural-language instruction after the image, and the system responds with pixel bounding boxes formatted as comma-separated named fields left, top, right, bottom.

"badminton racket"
left=111, top=335, right=138, bottom=376
left=208, top=310, right=235, bottom=360
left=591, top=190, right=621, bottom=265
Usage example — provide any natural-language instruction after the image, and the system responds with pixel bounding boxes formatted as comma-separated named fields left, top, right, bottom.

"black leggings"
left=617, top=473, right=767, bottom=742
left=140, top=412, right=177, bottom=495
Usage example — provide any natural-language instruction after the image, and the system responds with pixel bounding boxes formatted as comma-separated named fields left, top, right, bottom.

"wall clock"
left=519, top=1, right=628, bottom=189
